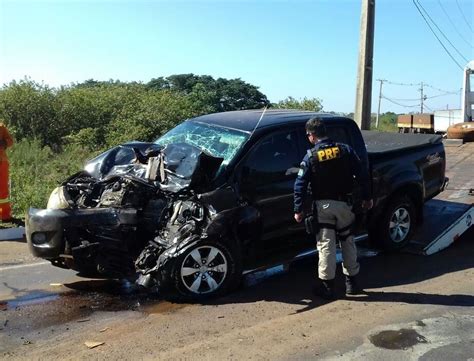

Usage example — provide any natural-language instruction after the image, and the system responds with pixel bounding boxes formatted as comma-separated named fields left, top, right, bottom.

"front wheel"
left=173, top=241, right=241, bottom=300
left=375, top=195, right=417, bottom=251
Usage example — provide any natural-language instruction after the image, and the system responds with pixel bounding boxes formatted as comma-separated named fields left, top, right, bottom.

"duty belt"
left=314, top=195, right=352, bottom=204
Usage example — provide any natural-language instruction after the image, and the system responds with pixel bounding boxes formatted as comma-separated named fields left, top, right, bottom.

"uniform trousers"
left=315, top=199, right=359, bottom=280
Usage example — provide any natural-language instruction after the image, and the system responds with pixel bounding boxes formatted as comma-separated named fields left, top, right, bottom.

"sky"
left=0, top=0, right=473, bottom=114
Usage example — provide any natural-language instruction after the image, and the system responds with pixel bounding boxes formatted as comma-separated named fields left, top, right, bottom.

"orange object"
left=447, top=122, right=474, bottom=142
left=0, top=122, right=13, bottom=221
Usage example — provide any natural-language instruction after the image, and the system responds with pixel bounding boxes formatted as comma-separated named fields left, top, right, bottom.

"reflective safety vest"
left=0, top=123, right=13, bottom=162
left=0, top=123, right=13, bottom=220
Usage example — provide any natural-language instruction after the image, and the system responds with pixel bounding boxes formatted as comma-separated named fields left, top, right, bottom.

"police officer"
left=294, top=117, right=373, bottom=300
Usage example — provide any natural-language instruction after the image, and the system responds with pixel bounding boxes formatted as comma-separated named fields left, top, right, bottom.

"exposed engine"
left=42, top=143, right=223, bottom=283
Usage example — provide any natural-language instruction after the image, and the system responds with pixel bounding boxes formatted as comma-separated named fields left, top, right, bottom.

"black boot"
left=345, top=275, right=363, bottom=295
left=313, top=279, right=335, bottom=300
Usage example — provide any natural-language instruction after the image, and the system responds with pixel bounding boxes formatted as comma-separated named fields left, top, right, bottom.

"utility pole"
left=354, top=0, right=376, bottom=130
left=375, top=79, right=385, bottom=128
left=419, top=81, right=424, bottom=114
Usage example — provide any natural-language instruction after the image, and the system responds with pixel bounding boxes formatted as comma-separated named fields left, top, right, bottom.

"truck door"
left=238, top=129, right=306, bottom=254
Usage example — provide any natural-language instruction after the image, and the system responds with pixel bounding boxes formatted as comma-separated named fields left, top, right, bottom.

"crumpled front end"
left=26, top=142, right=225, bottom=283
left=134, top=198, right=214, bottom=290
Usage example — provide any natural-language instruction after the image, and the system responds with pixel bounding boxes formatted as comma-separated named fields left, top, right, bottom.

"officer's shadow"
left=323, top=228, right=474, bottom=310
left=217, top=228, right=474, bottom=313
left=344, top=290, right=474, bottom=307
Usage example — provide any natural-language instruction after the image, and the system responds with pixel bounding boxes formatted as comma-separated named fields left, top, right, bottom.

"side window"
left=297, top=125, right=352, bottom=149
left=298, top=127, right=312, bottom=150
left=326, top=126, right=351, bottom=145
left=243, top=130, right=300, bottom=185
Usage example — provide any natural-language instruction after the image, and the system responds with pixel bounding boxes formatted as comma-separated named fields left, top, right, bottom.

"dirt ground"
left=1, top=228, right=473, bottom=360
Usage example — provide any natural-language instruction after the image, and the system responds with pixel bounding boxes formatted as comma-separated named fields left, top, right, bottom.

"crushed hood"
left=83, top=141, right=223, bottom=193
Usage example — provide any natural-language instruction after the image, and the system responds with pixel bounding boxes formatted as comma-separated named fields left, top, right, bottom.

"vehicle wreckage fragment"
left=27, top=142, right=225, bottom=290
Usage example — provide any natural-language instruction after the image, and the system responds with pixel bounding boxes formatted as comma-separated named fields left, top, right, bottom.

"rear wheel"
left=173, top=240, right=241, bottom=300
left=375, top=195, right=417, bottom=250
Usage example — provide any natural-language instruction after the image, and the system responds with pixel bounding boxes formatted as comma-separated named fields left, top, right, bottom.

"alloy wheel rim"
left=180, top=246, right=228, bottom=294
left=389, top=207, right=411, bottom=243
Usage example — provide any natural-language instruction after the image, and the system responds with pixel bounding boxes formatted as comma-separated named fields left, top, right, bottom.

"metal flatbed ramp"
left=404, top=200, right=473, bottom=255
left=405, top=141, right=474, bottom=255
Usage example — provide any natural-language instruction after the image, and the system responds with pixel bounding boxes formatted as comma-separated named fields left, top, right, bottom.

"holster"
left=304, top=215, right=314, bottom=235
left=304, top=202, right=320, bottom=235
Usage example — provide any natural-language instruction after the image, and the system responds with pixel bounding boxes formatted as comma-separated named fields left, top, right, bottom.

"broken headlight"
left=47, top=186, right=73, bottom=210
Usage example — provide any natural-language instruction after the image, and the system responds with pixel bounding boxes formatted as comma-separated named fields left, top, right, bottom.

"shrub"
left=8, top=139, right=95, bottom=218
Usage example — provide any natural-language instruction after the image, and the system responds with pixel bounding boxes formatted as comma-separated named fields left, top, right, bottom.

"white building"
left=434, top=109, right=462, bottom=133
left=462, top=61, right=474, bottom=122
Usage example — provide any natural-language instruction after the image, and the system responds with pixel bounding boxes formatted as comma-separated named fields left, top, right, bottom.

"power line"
left=382, top=95, right=421, bottom=108
left=426, top=92, right=460, bottom=99
left=378, top=78, right=462, bottom=114
left=438, top=0, right=474, bottom=49
left=423, top=103, right=435, bottom=112
left=388, top=92, right=458, bottom=101
left=432, top=114, right=463, bottom=119
left=387, top=97, right=421, bottom=101
left=416, top=0, right=469, bottom=63
left=384, top=80, right=420, bottom=87
left=382, top=79, right=460, bottom=94
left=424, top=83, right=461, bottom=94
left=455, top=0, right=473, bottom=32
left=412, top=0, right=464, bottom=70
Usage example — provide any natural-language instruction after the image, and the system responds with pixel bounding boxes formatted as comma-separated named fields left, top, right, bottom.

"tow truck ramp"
left=404, top=140, right=474, bottom=255
left=422, top=204, right=473, bottom=255
left=404, top=200, right=473, bottom=255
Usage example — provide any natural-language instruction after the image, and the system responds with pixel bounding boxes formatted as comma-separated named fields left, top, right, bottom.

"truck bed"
left=404, top=141, right=474, bottom=254
left=362, top=130, right=442, bottom=154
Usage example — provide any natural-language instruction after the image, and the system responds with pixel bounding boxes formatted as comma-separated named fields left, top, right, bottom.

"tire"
left=375, top=195, right=416, bottom=251
left=172, top=240, right=241, bottom=300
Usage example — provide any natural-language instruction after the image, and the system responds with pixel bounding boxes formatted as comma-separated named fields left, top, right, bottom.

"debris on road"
left=85, top=341, right=105, bottom=349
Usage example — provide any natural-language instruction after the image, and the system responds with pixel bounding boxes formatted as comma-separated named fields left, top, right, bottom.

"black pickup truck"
left=26, top=110, right=447, bottom=299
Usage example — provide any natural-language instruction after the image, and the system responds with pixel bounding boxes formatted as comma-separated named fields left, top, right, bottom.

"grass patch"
left=8, top=139, right=95, bottom=219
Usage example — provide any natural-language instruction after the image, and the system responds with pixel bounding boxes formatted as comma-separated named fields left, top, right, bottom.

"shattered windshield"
left=155, top=121, right=249, bottom=167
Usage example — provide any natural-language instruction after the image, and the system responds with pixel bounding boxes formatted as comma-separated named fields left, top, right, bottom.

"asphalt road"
left=1, top=227, right=473, bottom=360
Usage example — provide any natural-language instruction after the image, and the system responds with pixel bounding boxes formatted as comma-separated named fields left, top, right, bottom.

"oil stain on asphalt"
left=0, top=279, right=179, bottom=337
left=369, top=328, right=428, bottom=350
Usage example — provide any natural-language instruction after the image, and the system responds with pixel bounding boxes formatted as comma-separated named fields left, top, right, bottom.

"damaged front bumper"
left=26, top=207, right=138, bottom=273
left=26, top=196, right=213, bottom=287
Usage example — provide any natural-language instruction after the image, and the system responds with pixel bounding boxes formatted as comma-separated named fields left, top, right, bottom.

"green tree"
left=0, top=79, right=61, bottom=149
left=105, top=90, right=200, bottom=146
left=146, top=74, right=269, bottom=111
left=275, top=96, right=323, bottom=112
left=56, top=83, right=146, bottom=149
left=371, top=112, right=397, bottom=132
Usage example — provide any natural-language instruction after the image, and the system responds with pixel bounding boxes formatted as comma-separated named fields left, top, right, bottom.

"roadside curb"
left=0, top=227, right=26, bottom=242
